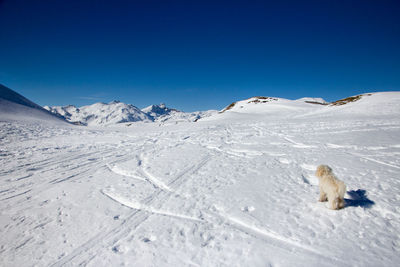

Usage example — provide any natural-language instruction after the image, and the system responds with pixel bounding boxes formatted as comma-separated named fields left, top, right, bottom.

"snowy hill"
left=219, top=96, right=327, bottom=115
left=218, top=92, right=400, bottom=119
left=0, top=84, right=67, bottom=124
left=326, top=92, right=400, bottom=117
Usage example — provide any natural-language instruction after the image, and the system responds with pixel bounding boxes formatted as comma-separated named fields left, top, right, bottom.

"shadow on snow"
left=345, top=189, right=375, bottom=209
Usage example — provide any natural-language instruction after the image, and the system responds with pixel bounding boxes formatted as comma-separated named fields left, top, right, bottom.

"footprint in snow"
left=112, top=245, right=123, bottom=254
left=241, top=206, right=255, bottom=212
left=142, top=235, right=157, bottom=243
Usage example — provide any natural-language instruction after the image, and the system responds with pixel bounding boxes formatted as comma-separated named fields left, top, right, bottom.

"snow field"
left=1, top=112, right=400, bottom=266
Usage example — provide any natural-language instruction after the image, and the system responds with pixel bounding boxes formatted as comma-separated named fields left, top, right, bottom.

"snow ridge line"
left=216, top=209, right=317, bottom=252
left=102, top=191, right=202, bottom=222
left=349, top=152, right=400, bottom=169
left=210, top=209, right=347, bottom=266
left=140, top=167, right=173, bottom=192
left=106, top=164, right=146, bottom=181
left=283, top=137, right=316, bottom=148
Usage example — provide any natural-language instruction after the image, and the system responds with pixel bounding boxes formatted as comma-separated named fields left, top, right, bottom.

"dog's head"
left=315, top=165, right=332, bottom=178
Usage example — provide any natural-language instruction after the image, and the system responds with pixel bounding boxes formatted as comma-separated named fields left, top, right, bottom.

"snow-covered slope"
left=218, top=92, right=400, bottom=119
left=45, top=101, right=152, bottom=126
left=326, top=92, right=400, bottom=117
left=0, top=84, right=67, bottom=124
left=220, top=96, right=327, bottom=115
left=1, top=91, right=400, bottom=266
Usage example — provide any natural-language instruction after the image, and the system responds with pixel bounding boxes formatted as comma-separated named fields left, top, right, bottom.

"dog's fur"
left=315, top=165, right=346, bottom=210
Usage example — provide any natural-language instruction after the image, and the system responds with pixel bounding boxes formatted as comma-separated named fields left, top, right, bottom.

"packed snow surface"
left=1, top=92, right=400, bottom=266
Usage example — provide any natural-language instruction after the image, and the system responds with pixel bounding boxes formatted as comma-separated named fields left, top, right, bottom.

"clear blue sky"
left=1, top=0, right=399, bottom=111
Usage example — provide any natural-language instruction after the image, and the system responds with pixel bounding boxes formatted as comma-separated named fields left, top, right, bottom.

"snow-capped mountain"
left=155, top=109, right=217, bottom=124
left=141, top=103, right=178, bottom=119
left=141, top=103, right=217, bottom=124
left=0, top=84, right=67, bottom=124
left=45, top=101, right=152, bottom=126
left=45, top=102, right=217, bottom=126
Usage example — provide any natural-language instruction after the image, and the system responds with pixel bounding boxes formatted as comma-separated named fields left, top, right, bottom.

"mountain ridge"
left=45, top=102, right=217, bottom=126
left=0, top=84, right=68, bottom=124
left=45, top=101, right=152, bottom=126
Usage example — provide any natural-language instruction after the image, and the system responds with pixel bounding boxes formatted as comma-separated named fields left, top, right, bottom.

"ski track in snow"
left=0, top=147, right=116, bottom=201
left=101, top=191, right=347, bottom=266
left=49, top=152, right=212, bottom=266
left=348, top=152, right=400, bottom=169
left=140, top=165, right=173, bottom=192
left=210, top=209, right=347, bottom=266
left=1, top=109, right=400, bottom=266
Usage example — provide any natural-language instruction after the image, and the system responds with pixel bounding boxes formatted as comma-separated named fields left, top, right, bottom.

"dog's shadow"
left=345, top=189, right=375, bottom=209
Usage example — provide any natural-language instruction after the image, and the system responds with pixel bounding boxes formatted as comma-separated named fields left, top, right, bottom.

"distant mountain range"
left=0, top=84, right=217, bottom=126
left=44, top=102, right=216, bottom=126
left=1, top=83, right=399, bottom=126
left=44, top=102, right=151, bottom=126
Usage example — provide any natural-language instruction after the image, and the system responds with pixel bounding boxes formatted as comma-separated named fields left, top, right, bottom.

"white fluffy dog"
left=315, top=165, right=346, bottom=210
